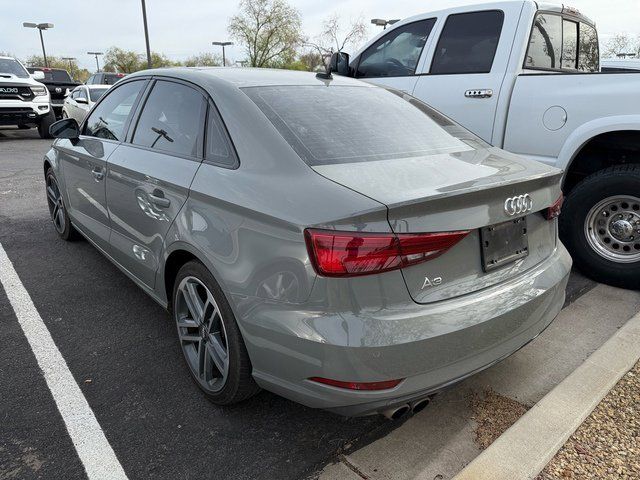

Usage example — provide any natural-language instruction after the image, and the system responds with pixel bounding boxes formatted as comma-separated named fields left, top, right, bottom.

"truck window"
left=578, top=22, right=599, bottom=72
left=561, top=20, right=578, bottom=70
left=356, top=19, right=436, bottom=78
left=430, top=11, right=504, bottom=75
left=525, top=14, right=562, bottom=69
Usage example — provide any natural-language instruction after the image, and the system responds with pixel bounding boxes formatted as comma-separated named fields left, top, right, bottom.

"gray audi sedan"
left=44, top=68, right=571, bottom=418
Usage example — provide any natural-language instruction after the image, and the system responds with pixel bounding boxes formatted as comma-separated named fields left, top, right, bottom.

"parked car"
left=601, top=58, right=640, bottom=72
left=44, top=68, right=571, bottom=416
left=62, top=85, right=110, bottom=123
left=85, top=72, right=126, bottom=85
left=332, top=0, right=640, bottom=289
left=0, top=56, right=54, bottom=138
left=26, top=67, right=80, bottom=119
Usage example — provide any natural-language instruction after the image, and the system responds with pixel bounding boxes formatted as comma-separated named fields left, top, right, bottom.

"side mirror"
left=64, top=88, right=71, bottom=97
left=50, top=118, right=80, bottom=139
left=31, top=70, right=45, bottom=80
left=76, top=97, right=88, bottom=104
left=329, top=51, right=350, bottom=76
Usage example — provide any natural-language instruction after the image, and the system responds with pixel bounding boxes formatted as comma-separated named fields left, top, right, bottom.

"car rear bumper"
left=239, top=243, right=572, bottom=416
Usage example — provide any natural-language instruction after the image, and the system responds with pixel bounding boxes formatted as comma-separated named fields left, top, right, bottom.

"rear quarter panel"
left=503, top=73, right=640, bottom=167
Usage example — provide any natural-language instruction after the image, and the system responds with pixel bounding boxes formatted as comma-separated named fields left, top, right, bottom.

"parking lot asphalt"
left=0, top=127, right=598, bottom=480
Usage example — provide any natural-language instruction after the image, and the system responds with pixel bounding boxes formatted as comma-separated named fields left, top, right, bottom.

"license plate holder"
left=480, top=217, right=529, bottom=272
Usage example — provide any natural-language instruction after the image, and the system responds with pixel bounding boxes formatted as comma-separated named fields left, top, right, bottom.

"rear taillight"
left=309, top=377, right=403, bottom=391
left=544, top=193, right=564, bottom=220
left=305, top=229, right=470, bottom=277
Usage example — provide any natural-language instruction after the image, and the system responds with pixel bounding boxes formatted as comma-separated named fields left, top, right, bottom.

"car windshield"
left=28, top=68, right=73, bottom=82
left=0, top=58, right=29, bottom=78
left=89, top=88, right=109, bottom=102
left=243, top=85, right=481, bottom=166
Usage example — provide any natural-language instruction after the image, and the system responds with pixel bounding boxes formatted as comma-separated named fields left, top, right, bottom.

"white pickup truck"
left=332, top=0, right=640, bottom=289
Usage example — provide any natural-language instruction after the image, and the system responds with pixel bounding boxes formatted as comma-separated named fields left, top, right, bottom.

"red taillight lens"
left=309, top=377, right=403, bottom=391
left=305, top=229, right=470, bottom=277
left=544, top=193, right=564, bottom=220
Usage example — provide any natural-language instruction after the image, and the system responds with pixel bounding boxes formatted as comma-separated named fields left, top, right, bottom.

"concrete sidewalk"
left=319, top=284, right=640, bottom=480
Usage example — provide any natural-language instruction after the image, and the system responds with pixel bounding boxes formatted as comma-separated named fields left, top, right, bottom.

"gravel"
left=537, top=361, right=640, bottom=479
left=470, top=388, right=529, bottom=450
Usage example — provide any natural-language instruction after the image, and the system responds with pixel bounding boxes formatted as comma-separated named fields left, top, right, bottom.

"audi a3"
left=44, top=68, right=571, bottom=417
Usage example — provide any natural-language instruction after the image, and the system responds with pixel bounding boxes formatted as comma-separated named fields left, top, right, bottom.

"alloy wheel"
left=175, top=276, right=230, bottom=393
left=46, top=176, right=66, bottom=234
left=585, top=195, right=640, bottom=263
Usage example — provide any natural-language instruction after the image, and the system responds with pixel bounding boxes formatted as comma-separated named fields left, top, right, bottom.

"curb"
left=453, top=311, right=640, bottom=480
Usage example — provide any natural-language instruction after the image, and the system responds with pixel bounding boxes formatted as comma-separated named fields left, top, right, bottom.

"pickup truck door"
left=412, top=6, right=522, bottom=144
left=352, top=18, right=437, bottom=94
left=59, top=79, right=147, bottom=252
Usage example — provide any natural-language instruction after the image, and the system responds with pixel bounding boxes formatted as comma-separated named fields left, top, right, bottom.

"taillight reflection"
left=305, top=229, right=469, bottom=277
left=544, top=193, right=564, bottom=220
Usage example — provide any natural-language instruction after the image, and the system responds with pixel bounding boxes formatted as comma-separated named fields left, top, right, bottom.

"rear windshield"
left=103, top=73, right=126, bottom=85
left=28, top=68, right=72, bottom=82
left=0, top=58, right=29, bottom=78
left=89, top=88, right=109, bottom=102
left=244, top=85, right=477, bottom=166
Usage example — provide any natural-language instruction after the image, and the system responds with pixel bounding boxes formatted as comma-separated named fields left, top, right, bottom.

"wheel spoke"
left=47, top=186, right=57, bottom=203
left=177, top=315, right=199, bottom=329
left=207, top=332, right=228, bottom=377
left=183, top=281, right=204, bottom=324
left=197, top=339, right=206, bottom=378
left=55, top=208, right=64, bottom=229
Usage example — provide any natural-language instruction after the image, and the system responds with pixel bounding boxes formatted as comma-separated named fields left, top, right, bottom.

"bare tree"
left=304, top=13, right=367, bottom=63
left=228, top=0, right=303, bottom=68
left=603, top=33, right=640, bottom=58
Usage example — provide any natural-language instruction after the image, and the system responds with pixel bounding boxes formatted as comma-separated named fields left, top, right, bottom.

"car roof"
left=126, top=67, right=371, bottom=89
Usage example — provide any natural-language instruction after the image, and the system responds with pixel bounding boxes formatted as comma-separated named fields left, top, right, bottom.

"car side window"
left=132, top=80, right=206, bottom=158
left=71, top=88, right=80, bottom=100
left=561, top=19, right=578, bottom=70
left=525, top=14, right=562, bottom=69
left=84, top=80, right=145, bottom=141
left=430, top=11, right=504, bottom=74
left=356, top=19, right=436, bottom=78
left=86, top=75, right=94, bottom=85
left=578, top=22, right=599, bottom=72
left=205, top=102, right=234, bottom=167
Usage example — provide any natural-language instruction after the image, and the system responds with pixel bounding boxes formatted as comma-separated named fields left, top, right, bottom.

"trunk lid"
left=313, top=147, right=563, bottom=303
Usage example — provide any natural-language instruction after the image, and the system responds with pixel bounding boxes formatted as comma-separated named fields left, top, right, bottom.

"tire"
left=37, top=111, right=55, bottom=139
left=560, top=164, right=640, bottom=289
left=45, top=168, right=79, bottom=241
left=172, top=260, right=260, bottom=405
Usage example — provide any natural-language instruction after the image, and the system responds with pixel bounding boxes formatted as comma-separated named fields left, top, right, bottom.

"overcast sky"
left=2, top=0, right=640, bottom=71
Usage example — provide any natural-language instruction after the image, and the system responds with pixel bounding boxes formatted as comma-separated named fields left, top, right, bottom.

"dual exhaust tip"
left=382, top=397, right=431, bottom=420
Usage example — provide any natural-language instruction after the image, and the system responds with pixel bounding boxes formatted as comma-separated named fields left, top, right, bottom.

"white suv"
left=0, top=56, right=54, bottom=138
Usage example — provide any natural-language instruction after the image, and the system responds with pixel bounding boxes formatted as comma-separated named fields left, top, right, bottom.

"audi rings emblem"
left=504, top=194, right=533, bottom=216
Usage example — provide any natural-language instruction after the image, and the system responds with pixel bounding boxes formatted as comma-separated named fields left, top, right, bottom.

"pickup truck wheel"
left=560, top=165, right=640, bottom=289
left=37, top=111, right=55, bottom=139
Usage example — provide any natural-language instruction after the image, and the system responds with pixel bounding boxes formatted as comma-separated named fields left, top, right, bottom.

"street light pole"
left=23, top=22, right=54, bottom=67
left=140, top=0, right=152, bottom=69
left=87, top=52, right=103, bottom=72
left=62, top=57, right=76, bottom=76
left=370, top=18, right=401, bottom=30
left=212, top=41, right=233, bottom=67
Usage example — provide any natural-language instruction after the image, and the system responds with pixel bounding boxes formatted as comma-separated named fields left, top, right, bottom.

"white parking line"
left=0, top=243, right=129, bottom=480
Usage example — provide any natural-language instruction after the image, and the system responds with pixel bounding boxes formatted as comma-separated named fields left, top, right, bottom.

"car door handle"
left=91, top=167, right=104, bottom=181
left=465, top=89, right=493, bottom=99
left=148, top=191, right=171, bottom=208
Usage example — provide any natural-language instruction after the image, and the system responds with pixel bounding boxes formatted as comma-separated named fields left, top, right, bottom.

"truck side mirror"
left=31, top=70, right=45, bottom=80
left=50, top=118, right=80, bottom=139
left=329, top=51, right=350, bottom=76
